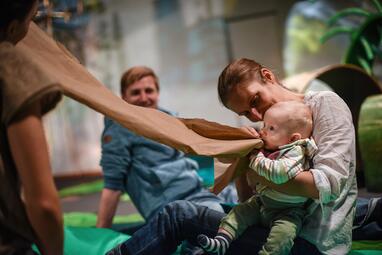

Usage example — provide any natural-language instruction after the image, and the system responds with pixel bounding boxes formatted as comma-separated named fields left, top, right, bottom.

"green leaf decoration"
left=360, top=36, right=375, bottom=60
left=321, top=2, right=382, bottom=75
left=371, top=0, right=382, bottom=13
left=357, top=56, right=372, bottom=74
left=320, top=26, right=354, bottom=44
left=327, top=8, right=370, bottom=27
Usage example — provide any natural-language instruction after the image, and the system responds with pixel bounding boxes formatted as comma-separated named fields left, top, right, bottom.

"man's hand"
left=96, top=188, right=122, bottom=228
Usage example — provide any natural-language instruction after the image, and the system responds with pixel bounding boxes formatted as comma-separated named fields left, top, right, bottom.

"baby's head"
left=259, top=101, right=313, bottom=150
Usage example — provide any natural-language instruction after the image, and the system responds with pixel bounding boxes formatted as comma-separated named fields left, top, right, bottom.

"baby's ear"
left=290, top=133, right=301, bottom=143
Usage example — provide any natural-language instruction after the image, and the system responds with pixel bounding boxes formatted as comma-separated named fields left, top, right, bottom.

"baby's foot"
left=197, top=234, right=230, bottom=255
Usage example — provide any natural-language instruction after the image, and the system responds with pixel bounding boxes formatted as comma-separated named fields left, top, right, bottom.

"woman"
left=107, top=59, right=379, bottom=255
left=0, top=1, right=64, bottom=254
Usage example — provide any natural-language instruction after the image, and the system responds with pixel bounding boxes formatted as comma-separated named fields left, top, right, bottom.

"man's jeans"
left=353, top=197, right=382, bottom=240
left=109, top=200, right=320, bottom=255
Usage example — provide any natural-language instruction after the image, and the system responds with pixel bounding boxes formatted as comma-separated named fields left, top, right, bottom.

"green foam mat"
left=59, top=180, right=104, bottom=198
left=33, top=226, right=130, bottom=255
left=32, top=226, right=381, bottom=255
left=349, top=251, right=382, bottom=255
left=64, top=212, right=144, bottom=227
left=352, top=241, right=382, bottom=251
left=59, top=180, right=131, bottom=202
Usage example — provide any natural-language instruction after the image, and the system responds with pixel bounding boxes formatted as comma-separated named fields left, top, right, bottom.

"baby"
left=198, top=101, right=317, bottom=255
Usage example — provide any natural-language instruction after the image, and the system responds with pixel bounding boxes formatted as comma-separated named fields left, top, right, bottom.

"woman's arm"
left=247, top=170, right=319, bottom=199
left=7, top=102, right=63, bottom=255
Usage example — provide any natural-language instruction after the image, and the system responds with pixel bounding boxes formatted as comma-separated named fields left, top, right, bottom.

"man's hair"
left=268, top=101, right=313, bottom=139
left=120, top=66, right=159, bottom=95
left=0, top=0, right=37, bottom=28
left=217, top=58, right=265, bottom=107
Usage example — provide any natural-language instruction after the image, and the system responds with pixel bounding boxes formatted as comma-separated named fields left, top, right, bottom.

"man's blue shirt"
left=100, top=108, right=208, bottom=220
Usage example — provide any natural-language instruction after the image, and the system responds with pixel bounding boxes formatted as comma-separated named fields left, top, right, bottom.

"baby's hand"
left=239, top=126, right=260, bottom=139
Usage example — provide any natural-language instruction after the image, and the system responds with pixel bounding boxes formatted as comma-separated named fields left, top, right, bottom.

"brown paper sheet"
left=17, top=23, right=263, bottom=190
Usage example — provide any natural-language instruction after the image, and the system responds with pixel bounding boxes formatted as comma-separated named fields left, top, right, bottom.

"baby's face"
left=259, top=110, right=291, bottom=151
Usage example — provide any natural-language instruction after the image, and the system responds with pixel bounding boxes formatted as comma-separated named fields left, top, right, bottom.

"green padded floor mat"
left=350, top=241, right=382, bottom=255
left=33, top=227, right=130, bottom=255
left=32, top=226, right=381, bottom=255
left=63, top=212, right=144, bottom=227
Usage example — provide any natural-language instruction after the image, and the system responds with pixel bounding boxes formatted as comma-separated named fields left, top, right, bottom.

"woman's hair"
left=0, top=0, right=37, bottom=28
left=217, top=58, right=264, bottom=107
left=120, top=66, right=159, bottom=95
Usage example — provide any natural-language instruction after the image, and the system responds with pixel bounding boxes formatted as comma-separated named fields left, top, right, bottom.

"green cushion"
left=33, top=227, right=130, bottom=255
left=59, top=180, right=104, bottom=198
left=32, top=227, right=382, bottom=255
left=63, top=212, right=144, bottom=227
left=349, top=251, right=382, bottom=255
left=350, top=241, right=382, bottom=254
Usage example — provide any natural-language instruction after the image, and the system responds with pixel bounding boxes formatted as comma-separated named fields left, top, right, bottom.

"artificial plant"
left=320, top=0, right=382, bottom=74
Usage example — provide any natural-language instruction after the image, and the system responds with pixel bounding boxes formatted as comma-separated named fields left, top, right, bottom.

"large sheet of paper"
left=18, top=23, right=263, bottom=191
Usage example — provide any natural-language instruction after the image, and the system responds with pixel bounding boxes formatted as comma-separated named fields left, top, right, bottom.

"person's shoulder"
left=306, top=90, right=340, bottom=100
left=0, top=42, right=24, bottom=69
left=0, top=42, right=32, bottom=66
left=305, top=90, right=347, bottom=107
left=0, top=42, right=14, bottom=52
left=0, top=42, right=16, bottom=54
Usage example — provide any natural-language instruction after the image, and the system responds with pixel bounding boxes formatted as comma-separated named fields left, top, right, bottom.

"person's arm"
left=96, top=119, right=132, bottom=228
left=247, top=170, right=319, bottom=199
left=96, top=188, right=122, bottom=228
left=7, top=102, right=63, bottom=255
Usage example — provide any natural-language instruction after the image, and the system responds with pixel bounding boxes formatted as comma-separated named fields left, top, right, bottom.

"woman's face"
left=226, top=80, right=277, bottom=122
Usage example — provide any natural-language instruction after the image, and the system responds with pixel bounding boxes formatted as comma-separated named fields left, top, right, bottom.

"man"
left=96, top=66, right=230, bottom=227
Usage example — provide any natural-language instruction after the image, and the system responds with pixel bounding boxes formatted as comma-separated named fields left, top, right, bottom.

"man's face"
left=122, top=76, right=159, bottom=109
left=226, top=80, right=277, bottom=122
